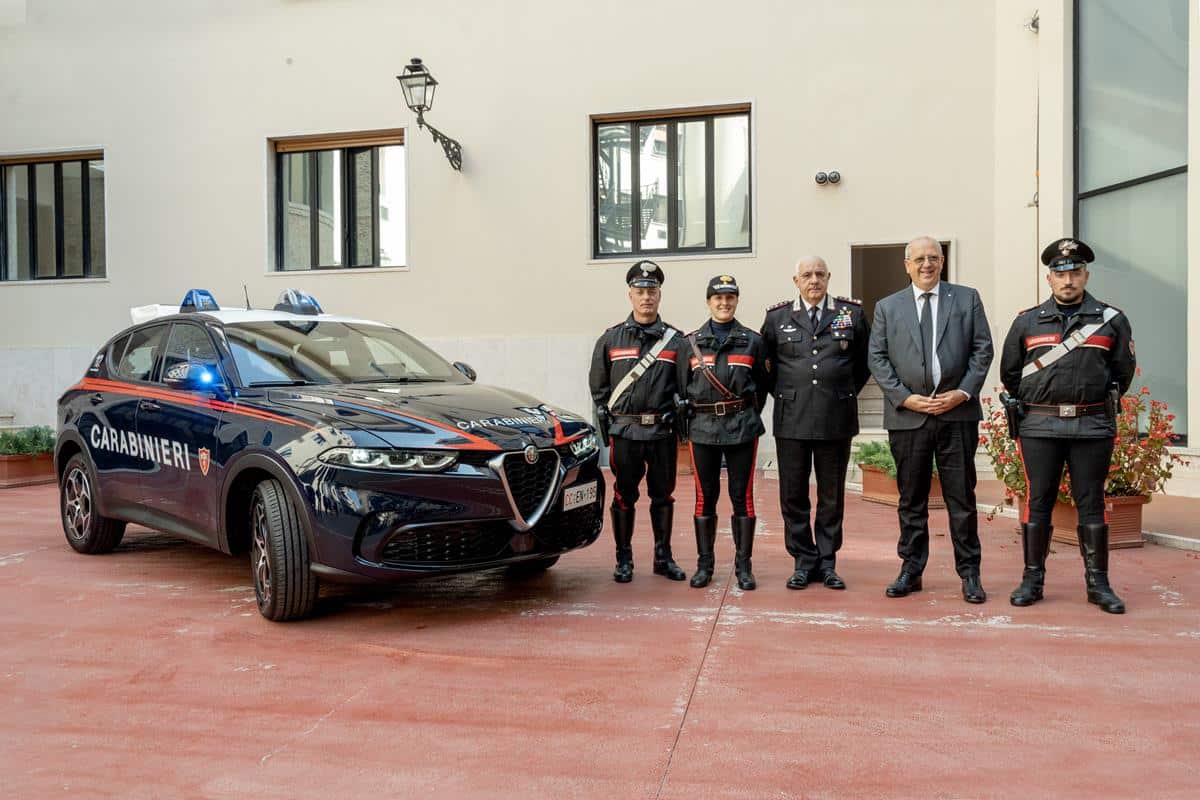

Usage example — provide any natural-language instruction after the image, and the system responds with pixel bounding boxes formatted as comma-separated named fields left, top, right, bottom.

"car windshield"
left=224, top=320, right=464, bottom=386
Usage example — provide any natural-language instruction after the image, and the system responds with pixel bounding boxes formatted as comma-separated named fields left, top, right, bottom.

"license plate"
left=563, top=481, right=597, bottom=511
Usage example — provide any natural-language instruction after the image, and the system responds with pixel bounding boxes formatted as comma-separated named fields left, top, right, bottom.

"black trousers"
left=689, top=440, right=758, bottom=517
left=1018, top=436, right=1114, bottom=526
left=777, top=437, right=851, bottom=571
left=608, top=436, right=677, bottom=512
left=888, top=417, right=981, bottom=578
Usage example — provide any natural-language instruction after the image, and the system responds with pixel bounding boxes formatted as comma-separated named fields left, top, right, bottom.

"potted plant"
left=979, top=380, right=1186, bottom=549
left=853, top=439, right=944, bottom=509
left=0, top=426, right=57, bottom=488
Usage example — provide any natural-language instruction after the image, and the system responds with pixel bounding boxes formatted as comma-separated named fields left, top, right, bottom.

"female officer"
left=676, top=275, right=768, bottom=590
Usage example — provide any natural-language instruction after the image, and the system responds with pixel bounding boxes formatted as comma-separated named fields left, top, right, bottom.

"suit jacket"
left=867, top=282, right=994, bottom=430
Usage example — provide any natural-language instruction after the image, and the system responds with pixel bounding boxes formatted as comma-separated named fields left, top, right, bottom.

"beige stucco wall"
left=2, top=0, right=1197, bottom=493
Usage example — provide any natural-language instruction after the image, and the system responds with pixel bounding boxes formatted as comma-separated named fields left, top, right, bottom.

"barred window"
left=1, top=152, right=106, bottom=280
left=274, top=130, right=406, bottom=270
left=592, top=105, right=751, bottom=258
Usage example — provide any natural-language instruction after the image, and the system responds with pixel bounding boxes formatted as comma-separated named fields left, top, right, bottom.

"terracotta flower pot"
left=0, top=452, right=55, bottom=489
left=859, top=464, right=945, bottom=509
left=1049, top=495, right=1146, bottom=549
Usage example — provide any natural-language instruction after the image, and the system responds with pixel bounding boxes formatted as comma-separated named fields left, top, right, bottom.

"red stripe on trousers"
left=690, top=441, right=704, bottom=517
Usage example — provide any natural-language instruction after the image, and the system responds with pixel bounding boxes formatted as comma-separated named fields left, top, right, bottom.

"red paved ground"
left=2, top=475, right=1198, bottom=799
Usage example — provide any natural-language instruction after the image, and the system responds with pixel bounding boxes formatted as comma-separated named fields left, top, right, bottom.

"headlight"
left=569, top=434, right=598, bottom=458
left=319, top=447, right=458, bottom=472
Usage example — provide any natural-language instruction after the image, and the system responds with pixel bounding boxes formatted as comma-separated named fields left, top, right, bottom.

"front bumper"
left=301, top=447, right=604, bottom=581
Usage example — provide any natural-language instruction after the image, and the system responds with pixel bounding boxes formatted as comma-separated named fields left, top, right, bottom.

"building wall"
left=3, top=0, right=1197, bottom=491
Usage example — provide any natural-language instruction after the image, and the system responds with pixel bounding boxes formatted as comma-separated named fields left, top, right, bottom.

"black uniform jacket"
left=589, top=314, right=682, bottom=440
left=1000, top=292, right=1136, bottom=439
left=675, top=319, right=767, bottom=446
left=760, top=295, right=870, bottom=440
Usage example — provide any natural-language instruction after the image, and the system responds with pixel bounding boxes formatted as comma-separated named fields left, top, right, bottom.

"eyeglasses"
left=907, top=255, right=943, bottom=265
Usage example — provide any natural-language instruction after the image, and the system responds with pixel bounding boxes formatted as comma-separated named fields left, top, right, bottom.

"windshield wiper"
left=350, top=376, right=444, bottom=384
left=247, top=379, right=319, bottom=387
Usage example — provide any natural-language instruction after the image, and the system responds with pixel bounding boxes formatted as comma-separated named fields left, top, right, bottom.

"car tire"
left=250, top=478, right=318, bottom=622
left=60, top=453, right=126, bottom=554
left=505, top=555, right=560, bottom=578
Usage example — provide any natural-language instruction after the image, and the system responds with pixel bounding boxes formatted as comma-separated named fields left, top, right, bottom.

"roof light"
left=180, top=289, right=220, bottom=313
left=273, top=289, right=323, bottom=316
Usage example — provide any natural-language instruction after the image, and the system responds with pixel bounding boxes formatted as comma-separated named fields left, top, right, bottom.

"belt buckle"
left=714, top=401, right=727, bottom=416
left=639, top=413, right=655, bottom=425
left=1058, top=404, right=1077, bottom=418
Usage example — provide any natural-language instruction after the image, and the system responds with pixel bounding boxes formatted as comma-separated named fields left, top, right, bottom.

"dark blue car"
left=55, top=290, right=604, bottom=620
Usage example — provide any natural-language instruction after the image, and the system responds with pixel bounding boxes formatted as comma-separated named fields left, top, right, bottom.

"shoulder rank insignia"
left=834, top=295, right=862, bottom=306
left=765, top=299, right=789, bottom=312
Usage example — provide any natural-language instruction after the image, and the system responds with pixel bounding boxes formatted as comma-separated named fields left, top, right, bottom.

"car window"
left=107, top=333, right=133, bottom=375
left=224, top=321, right=461, bottom=385
left=114, top=325, right=169, bottom=383
left=161, top=323, right=222, bottom=384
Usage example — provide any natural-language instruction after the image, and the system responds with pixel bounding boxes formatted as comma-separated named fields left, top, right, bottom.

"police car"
left=56, top=289, right=604, bottom=621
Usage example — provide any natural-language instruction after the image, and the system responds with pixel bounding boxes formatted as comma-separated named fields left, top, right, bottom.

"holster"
left=1104, top=385, right=1120, bottom=420
left=673, top=394, right=692, bottom=442
left=999, top=391, right=1024, bottom=439
left=595, top=405, right=612, bottom=441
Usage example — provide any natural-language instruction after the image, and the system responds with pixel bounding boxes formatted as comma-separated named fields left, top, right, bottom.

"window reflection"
left=377, top=145, right=405, bottom=266
left=714, top=116, right=750, bottom=249
left=596, top=123, right=633, bottom=253
left=4, top=165, right=30, bottom=280
left=676, top=120, right=706, bottom=248
left=281, top=152, right=310, bottom=270
left=35, top=163, right=56, bottom=277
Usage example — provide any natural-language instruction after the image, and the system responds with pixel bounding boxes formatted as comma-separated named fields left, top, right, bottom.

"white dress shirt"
left=911, top=282, right=970, bottom=399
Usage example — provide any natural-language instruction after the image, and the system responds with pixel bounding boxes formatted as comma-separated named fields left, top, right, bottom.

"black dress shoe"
left=885, top=570, right=922, bottom=597
left=786, top=569, right=810, bottom=590
left=819, top=569, right=846, bottom=590
left=613, top=562, right=633, bottom=583
left=962, top=575, right=987, bottom=604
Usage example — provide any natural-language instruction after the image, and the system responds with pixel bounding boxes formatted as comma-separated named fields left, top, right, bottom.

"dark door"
left=134, top=322, right=226, bottom=540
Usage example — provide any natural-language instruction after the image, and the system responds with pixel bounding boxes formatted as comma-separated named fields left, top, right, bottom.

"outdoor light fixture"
left=397, top=57, right=463, bottom=171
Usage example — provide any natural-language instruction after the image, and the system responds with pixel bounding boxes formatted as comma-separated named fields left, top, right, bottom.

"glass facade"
left=1077, top=0, right=1189, bottom=438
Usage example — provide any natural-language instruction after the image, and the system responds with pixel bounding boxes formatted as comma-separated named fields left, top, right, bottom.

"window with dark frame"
left=274, top=130, right=406, bottom=271
left=592, top=105, right=752, bottom=259
left=1, top=152, right=106, bottom=281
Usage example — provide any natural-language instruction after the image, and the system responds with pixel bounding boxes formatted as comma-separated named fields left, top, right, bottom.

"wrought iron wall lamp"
left=396, top=57, right=463, bottom=170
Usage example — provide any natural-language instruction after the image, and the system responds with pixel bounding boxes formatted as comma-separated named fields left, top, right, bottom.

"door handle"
left=89, top=393, right=105, bottom=406
left=138, top=399, right=161, bottom=412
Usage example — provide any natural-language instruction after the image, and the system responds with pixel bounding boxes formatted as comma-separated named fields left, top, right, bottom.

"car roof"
left=129, top=307, right=390, bottom=328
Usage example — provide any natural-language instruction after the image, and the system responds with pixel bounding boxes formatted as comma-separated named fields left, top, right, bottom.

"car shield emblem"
left=198, top=447, right=211, bottom=476
left=523, top=445, right=539, bottom=465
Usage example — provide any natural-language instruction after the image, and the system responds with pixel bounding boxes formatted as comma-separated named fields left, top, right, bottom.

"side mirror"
left=163, top=362, right=226, bottom=394
left=452, top=361, right=476, bottom=382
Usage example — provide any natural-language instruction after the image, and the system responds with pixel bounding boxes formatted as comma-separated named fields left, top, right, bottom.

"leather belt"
left=1025, top=402, right=1107, bottom=419
left=614, top=412, right=669, bottom=425
left=692, top=398, right=749, bottom=416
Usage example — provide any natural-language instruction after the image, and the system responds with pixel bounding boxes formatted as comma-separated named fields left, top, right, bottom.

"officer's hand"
left=673, top=393, right=694, bottom=419
left=901, top=394, right=938, bottom=414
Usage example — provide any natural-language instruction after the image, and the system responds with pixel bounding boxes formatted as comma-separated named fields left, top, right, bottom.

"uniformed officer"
left=761, top=256, right=870, bottom=590
left=1000, top=237, right=1136, bottom=613
left=589, top=261, right=687, bottom=583
left=675, top=275, right=768, bottom=590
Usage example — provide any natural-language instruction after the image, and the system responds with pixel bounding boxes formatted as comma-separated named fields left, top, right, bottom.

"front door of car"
left=133, top=322, right=226, bottom=540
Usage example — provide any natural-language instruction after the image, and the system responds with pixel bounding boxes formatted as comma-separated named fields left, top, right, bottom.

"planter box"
left=1047, top=495, right=1145, bottom=549
left=0, top=452, right=55, bottom=489
left=859, top=463, right=945, bottom=509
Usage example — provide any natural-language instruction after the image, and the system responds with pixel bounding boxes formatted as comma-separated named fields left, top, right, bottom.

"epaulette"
left=1017, top=304, right=1038, bottom=315
left=765, top=299, right=790, bottom=312
left=834, top=295, right=862, bottom=306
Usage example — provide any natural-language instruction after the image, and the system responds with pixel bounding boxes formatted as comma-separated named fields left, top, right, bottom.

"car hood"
left=267, top=382, right=592, bottom=451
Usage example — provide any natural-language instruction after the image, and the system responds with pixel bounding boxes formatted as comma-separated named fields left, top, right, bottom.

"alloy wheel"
left=63, top=467, right=92, bottom=541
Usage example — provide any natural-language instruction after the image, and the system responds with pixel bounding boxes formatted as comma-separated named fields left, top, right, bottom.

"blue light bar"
left=180, top=289, right=220, bottom=313
left=273, top=289, right=323, bottom=316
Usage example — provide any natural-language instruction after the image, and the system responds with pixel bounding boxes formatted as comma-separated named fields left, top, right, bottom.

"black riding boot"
left=1010, top=522, right=1052, bottom=607
left=611, top=506, right=635, bottom=583
left=650, top=504, right=686, bottom=581
left=690, top=516, right=717, bottom=588
left=1078, top=523, right=1125, bottom=614
left=731, top=516, right=757, bottom=591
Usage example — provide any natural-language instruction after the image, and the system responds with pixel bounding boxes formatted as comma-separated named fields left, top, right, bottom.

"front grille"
left=533, top=502, right=604, bottom=551
left=500, top=451, right=559, bottom=521
left=380, top=521, right=512, bottom=565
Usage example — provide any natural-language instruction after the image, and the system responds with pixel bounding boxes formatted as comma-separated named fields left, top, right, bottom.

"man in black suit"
left=761, top=256, right=870, bottom=590
left=867, top=236, right=994, bottom=603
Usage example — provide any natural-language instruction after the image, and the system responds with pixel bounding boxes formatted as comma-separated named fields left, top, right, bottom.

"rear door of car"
left=133, top=321, right=226, bottom=540
left=86, top=324, right=170, bottom=515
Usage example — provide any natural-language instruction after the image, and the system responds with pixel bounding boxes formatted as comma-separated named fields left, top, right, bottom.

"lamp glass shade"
left=399, top=64, right=437, bottom=113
